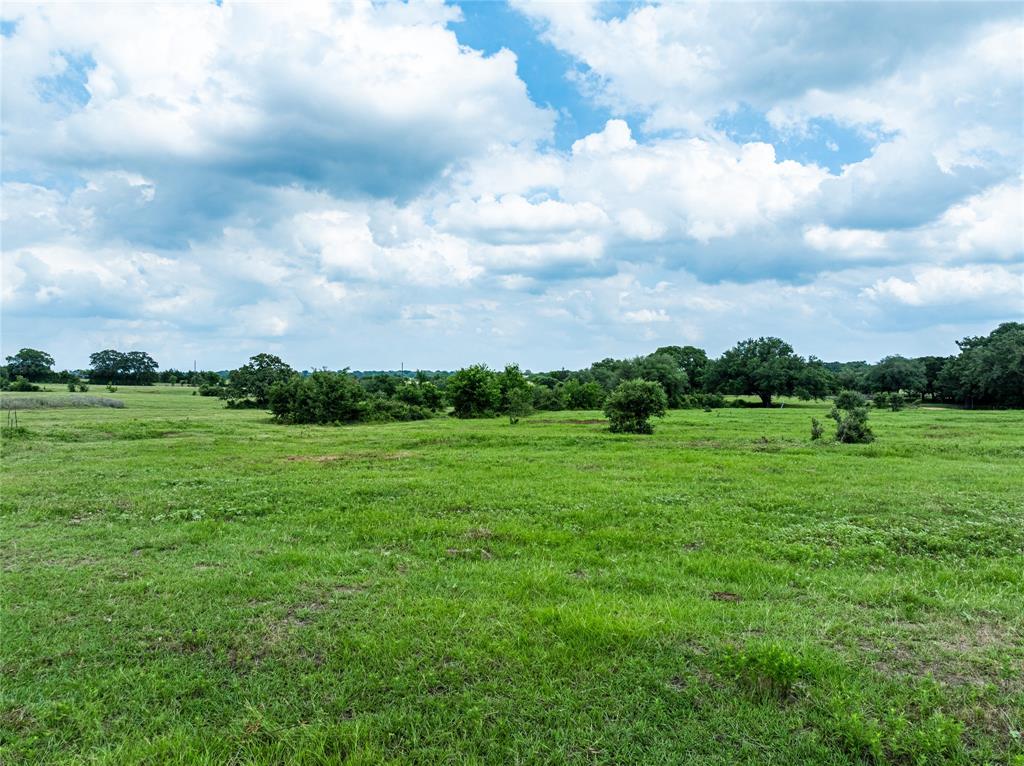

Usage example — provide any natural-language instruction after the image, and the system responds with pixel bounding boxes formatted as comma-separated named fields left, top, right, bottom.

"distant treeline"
left=2, top=323, right=1021, bottom=412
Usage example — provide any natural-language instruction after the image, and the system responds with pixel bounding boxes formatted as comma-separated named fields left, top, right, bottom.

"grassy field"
left=2, top=386, right=1022, bottom=765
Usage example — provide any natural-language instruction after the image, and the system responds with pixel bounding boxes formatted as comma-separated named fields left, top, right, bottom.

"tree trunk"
left=759, top=392, right=772, bottom=407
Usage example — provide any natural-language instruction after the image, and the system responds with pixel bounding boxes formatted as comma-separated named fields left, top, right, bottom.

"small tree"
left=446, top=364, right=501, bottom=418
left=603, top=379, right=668, bottom=434
left=224, top=353, right=295, bottom=408
left=506, top=387, right=533, bottom=425
left=829, top=390, right=874, bottom=443
left=810, top=417, right=824, bottom=440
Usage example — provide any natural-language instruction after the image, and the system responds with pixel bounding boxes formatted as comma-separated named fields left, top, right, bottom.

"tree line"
left=2, top=323, right=1020, bottom=414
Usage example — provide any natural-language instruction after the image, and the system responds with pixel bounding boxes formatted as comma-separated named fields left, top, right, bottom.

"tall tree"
left=5, top=348, right=55, bottom=382
left=704, top=337, right=806, bottom=407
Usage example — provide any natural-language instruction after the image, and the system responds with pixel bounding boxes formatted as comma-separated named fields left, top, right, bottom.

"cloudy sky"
left=1, top=1, right=1021, bottom=372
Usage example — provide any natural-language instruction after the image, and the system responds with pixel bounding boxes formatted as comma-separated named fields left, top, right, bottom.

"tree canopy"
left=703, top=337, right=806, bottom=407
left=4, top=348, right=54, bottom=382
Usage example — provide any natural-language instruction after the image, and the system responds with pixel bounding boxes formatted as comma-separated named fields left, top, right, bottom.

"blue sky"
left=1, top=1, right=1021, bottom=372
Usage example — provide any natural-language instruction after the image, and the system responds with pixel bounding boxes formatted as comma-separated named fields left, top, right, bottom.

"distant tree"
left=603, top=379, right=668, bottom=434
left=794, top=356, right=836, bottom=400
left=125, top=351, right=159, bottom=385
left=655, top=345, right=709, bottom=390
left=88, top=349, right=159, bottom=385
left=506, top=387, right=533, bottom=425
left=268, top=370, right=365, bottom=424
left=868, top=356, right=927, bottom=395
left=637, top=352, right=690, bottom=407
left=89, top=349, right=125, bottom=383
left=916, top=355, right=949, bottom=400
left=446, top=364, right=501, bottom=418
left=225, top=353, right=296, bottom=408
left=532, top=384, right=566, bottom=411
left=704, top=337, right=806, bottom=407
left=829, top=390, right=874, bottom=443
left=939, top=322, right=1023, bottom=408
left=563, top=379, right=606, bottom=409
left=497, top=363, right=529, bottom=412
left=363, top=374, right=401, bottom=397
left=5, top=348, right=55, bottom=382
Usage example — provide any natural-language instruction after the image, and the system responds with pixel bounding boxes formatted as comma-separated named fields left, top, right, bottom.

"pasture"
left=1, top=386, right=1022, bottom=764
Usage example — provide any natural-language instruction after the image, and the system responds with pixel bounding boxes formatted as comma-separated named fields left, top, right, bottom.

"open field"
left=2, top=386, right=1022, bottom=764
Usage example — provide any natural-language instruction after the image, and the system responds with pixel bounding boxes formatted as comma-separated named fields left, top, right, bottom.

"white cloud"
left=862, top=265, right=1024, bottom=307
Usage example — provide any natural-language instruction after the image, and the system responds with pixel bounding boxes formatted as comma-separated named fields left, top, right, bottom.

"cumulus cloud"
left=1, top=1, right=1021, bottom=369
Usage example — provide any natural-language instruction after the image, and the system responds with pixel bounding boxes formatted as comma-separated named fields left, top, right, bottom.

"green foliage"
left=603, top=378, right=668, bottom=434
left=938, top=322, right=1024, bottom=407
left=532, top=383, right=565, bottom=411
left=497, top=363, right=529, bottom=413
left=88, top=349, right=159, bottom=385
left=4, top=348, right=55, bottom=382
left=506, top=387, right=533, bottom=425
left=447, top=364, right=501, bottom=418
left=704, top=337, right=810, bottom=407
left=829, top=389, right=874, bottom=443
left=723, top=643, right=809, bottom=700
left=562, top=379, right=606, bottom=410
left=8, top=376, right=41, bottom=392
left=268, top=370, right=365, bottom=424
left=223, top=353, right=296, bottom=408
left=869, top=355, right=927, bottom=395
left=810, top=417, right=824, bottom=440
left=636, top=352, right=690, bottom=407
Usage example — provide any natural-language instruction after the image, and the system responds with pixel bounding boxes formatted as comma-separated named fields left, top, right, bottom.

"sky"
left=1, top=1, right=1022, bottom=372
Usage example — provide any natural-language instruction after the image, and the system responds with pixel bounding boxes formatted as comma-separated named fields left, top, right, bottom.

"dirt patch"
left=710, top=591, right=743, bottom=602
left=284, top=450, right=414, bottom=463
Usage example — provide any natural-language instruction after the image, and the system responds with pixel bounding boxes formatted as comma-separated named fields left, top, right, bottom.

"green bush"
left=8, top=377, right=41, bottom=392
left=446, top=364, right=501, bottom=419
left=603, top=379, right=668, bottom=434
left=722, top=643, right=808, bottom=701
left=810, top=417, right=824, bottom=440
left=830, top=390, right=874, bottom=443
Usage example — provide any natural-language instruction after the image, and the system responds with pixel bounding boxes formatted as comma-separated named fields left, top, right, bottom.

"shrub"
left=603, top=379, right=668, bottom=434
left=810, top=417, right=824, bottom=440
left=67, top=382, right=77, bottom=392
left=197, top=384, right=222, bottom=397
left=830, top=390, right=874, bottom=443
left=358, top=396, right=432, bottom=423
left=106, top=383, right=118, bottom=393
left=268, top=370, right=365, bottom=424
left=873, top=391, right=890, bottom=409
left=506, top=387, right=533, bottom=425
left=446, top=364, right=501, bottom=418
left=8, top=377, right=41, bottom=392
left=889, top=391, right=905, bottom=411
left=77, top=383, right=89, bottom=392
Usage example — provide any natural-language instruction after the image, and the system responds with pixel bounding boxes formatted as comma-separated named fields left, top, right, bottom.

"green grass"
left=2, top=386, right=1022, bottom=764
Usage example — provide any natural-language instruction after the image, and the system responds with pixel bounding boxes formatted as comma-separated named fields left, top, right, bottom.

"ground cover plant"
left=1, top=386, right=1022, bottom=764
